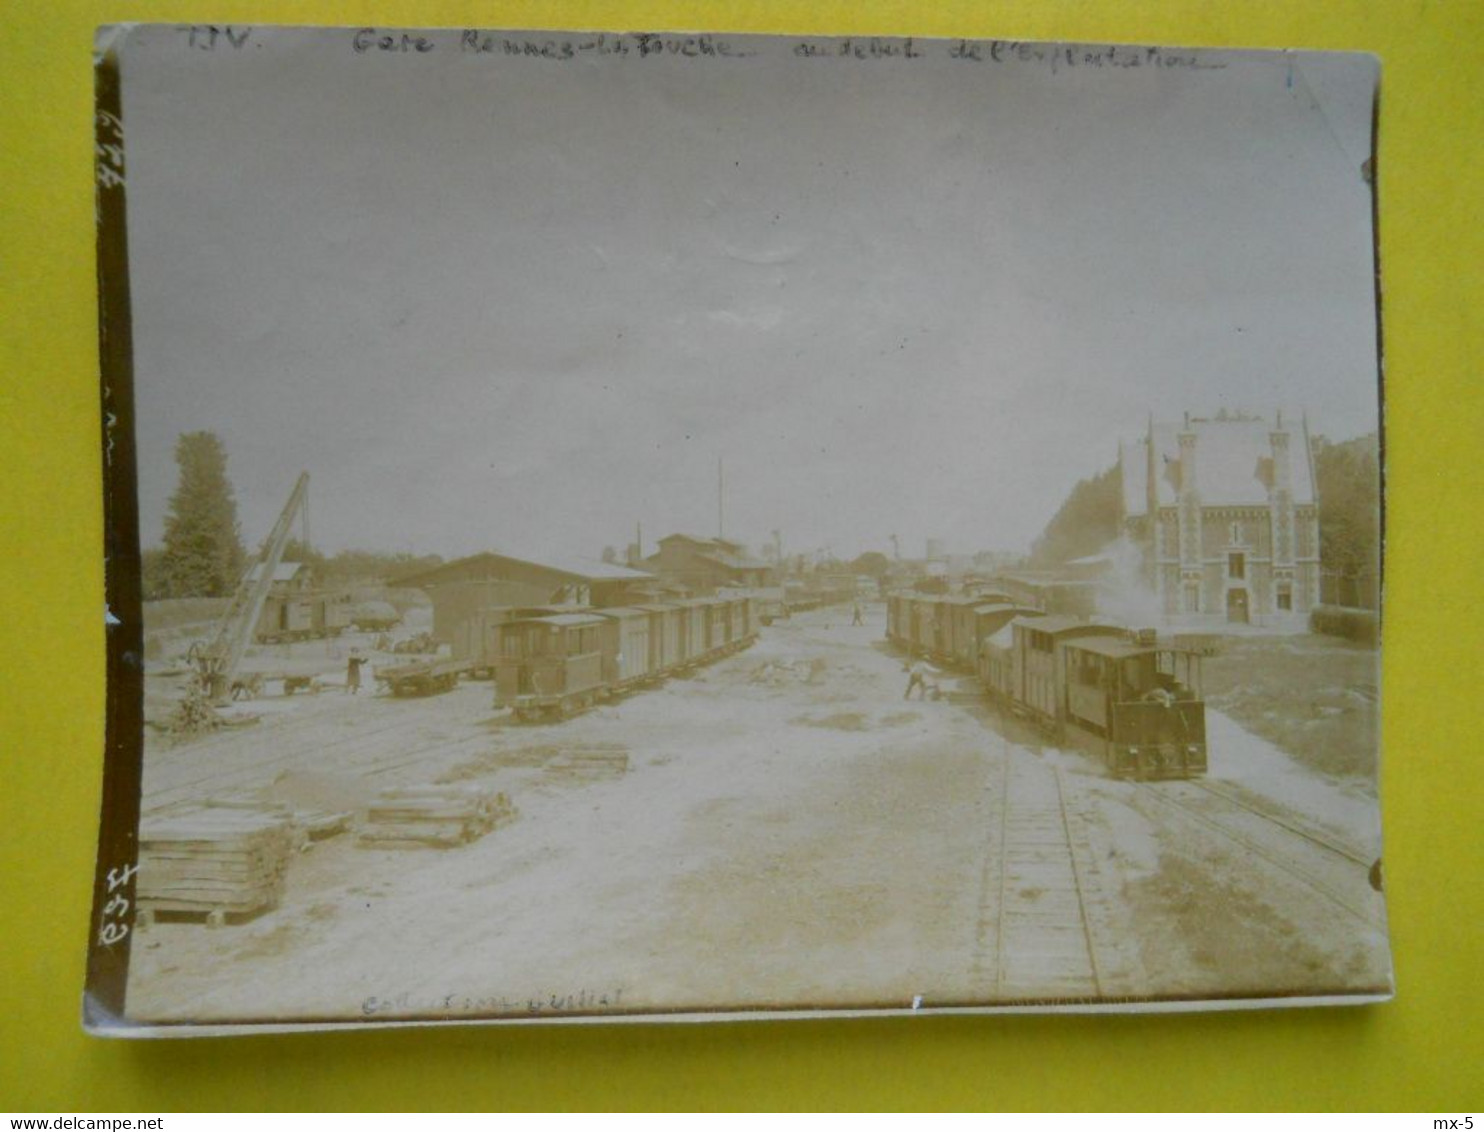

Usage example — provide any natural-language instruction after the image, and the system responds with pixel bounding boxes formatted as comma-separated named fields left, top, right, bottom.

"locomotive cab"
left=493, top=612, right=611, bottom=720
left=1063, top=636, right=1208, bottom=779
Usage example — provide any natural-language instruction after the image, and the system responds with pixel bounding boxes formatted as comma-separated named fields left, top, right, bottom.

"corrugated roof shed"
left=393, top=551, right=653, bottom=589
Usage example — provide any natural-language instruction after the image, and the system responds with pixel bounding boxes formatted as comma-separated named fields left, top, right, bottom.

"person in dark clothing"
left=346, top=653, right=365, bottom=695
left=852, top=602, right=864, bottom=626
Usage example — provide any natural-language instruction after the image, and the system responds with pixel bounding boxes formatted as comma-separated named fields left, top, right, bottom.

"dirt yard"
left=125, top=607, right=1391, bottom=1025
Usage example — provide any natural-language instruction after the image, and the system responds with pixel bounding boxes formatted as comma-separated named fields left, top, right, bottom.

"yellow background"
left=2, top=0, right=1480, bottom=1111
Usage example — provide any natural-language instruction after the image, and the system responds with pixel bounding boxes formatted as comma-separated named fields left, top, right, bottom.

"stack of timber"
left=544, top=743, right=630, bottom=780
left=137, top=805, right=298, bottom=925
left=357, top=785, right=517, bottom=848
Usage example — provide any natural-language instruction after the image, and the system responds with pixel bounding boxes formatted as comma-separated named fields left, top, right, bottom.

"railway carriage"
left=595, top=607, right=654, bottom=688
left=886, top=593, right=910, bottom=645
left=678, top=599, right=708, bottom=666
left=699, top=597, right=727, bottom=655
left=938, top=596, right=985, bottom=665
left=906, top=596, right=944, bottom=657
left=963, top=603, right=1043, bottom=673
left=1011, top=617, right=1127, bottom=730
left=978, top=621, right=1019, bottom=703
left=733, top=595, right=754, bottom=649
left=635, top=603, right=684, bottom=674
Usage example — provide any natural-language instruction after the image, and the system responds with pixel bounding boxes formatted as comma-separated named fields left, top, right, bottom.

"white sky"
left=119, top=29, right=1380, bottom=563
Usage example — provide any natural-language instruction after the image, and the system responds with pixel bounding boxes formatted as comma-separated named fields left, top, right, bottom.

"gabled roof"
left=246, top=561, right=309, bottom=583
left=1015, top=616, right=1125, bottom=639
left=657, top=533, right=760, bottom=561
left=1122, top=413, right=1316, bottom=517
left=595, top=607, right=651, bottom=620
left=392, top=551, right=652, bottom=589
left=697, top=551, right=773, bottom=572
left=518, top=612, right=609, bottom=628
left=972, top=602, right=1043, bottom=618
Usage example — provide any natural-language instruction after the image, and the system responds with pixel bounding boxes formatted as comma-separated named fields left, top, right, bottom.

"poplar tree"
left=160, top=431, right=245, bottom=597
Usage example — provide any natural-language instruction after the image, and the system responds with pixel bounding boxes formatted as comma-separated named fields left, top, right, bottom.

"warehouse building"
left=641, top=534, right=774, bottom=596
left=393, top=552, right=655, bottom=645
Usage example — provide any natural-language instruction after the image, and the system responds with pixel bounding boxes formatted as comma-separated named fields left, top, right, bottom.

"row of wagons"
left=460, top=596, right=759, bottom=721
left=888, top=592, right=1209, bottom=780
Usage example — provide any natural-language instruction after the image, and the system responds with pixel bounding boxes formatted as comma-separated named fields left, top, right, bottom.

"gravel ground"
left=124, top=607, right=1392, bottom=1026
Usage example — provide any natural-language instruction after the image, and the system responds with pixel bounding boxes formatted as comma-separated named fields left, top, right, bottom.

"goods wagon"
left=488, top=597, right=757, bottom=723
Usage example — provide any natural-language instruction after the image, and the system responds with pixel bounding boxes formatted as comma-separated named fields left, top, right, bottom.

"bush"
left=1309, top=604, right=1380, bottom=646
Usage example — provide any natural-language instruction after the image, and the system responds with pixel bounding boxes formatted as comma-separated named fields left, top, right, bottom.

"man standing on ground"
left=905, top=659, right=929, bottom=700
left=346, top=652, right=365, bottom=695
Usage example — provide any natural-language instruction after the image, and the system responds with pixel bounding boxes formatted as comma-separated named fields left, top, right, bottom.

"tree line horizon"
left=143, top=429, right=1381, bottom=606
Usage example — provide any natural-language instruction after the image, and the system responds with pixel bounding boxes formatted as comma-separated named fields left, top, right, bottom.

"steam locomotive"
left=887, top=592, right=1207, bottom=780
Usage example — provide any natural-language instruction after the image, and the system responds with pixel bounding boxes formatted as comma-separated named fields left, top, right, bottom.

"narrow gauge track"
left=1187, top=778, right=1372, bottom=866
left=1135, top=779, right=1383, bottom=928
left=971, top=739, right=1136, bottom=1001
left=143, top=687, right=501, bottom=812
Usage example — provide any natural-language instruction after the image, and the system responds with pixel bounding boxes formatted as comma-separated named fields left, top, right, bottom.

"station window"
left=1183, top=583, right=1200, bottom=613
left=1277, top=582, right=1292, bottom=611
left=1229, top=520, right=1244, bottom=545
left=1228, top=552, right=1246, bottom=580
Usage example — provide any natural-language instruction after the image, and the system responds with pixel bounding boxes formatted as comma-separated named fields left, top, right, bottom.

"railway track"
left=971, top=743, right=1138, bottom=1001
left=1135, top=778, right=1384, bottom=929
left=143, top=685, right=500, bottom=811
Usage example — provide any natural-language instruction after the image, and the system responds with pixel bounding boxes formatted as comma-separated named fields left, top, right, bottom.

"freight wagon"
left=253, top=590, right=353, bottom=644
left=492, top=596, right=757, bottom=722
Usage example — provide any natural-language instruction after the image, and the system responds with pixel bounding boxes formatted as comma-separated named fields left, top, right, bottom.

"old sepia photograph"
left=89, top=26, right=1389, bottom=1031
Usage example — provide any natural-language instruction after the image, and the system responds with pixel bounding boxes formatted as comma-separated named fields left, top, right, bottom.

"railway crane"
left=187, top=472, right=310, bottom=703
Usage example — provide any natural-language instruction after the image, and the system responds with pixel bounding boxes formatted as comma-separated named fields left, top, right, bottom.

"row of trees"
left=1027, top=465, right=1122, bottom=567
left=141, top=432, right=441, bottom=601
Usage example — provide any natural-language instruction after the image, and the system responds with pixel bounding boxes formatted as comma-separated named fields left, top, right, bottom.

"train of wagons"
left=435, top=595, right=760, bottom=721
left=887, top=591, right=1209, bottom=780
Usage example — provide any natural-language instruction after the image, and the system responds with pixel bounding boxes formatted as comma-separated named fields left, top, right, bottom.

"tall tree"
left=1029, top=464, right=1122, bottom=566
left=1313, top=433, right=1381, bottom=607
left=160, top=431, right=245, bottom=598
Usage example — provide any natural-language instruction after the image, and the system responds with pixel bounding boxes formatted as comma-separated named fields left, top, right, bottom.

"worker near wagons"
left=904, top=659, right=930, bottom=700
left=346, top=652, right=366, bottom=695
left=852, top=601, right=864, bottom=626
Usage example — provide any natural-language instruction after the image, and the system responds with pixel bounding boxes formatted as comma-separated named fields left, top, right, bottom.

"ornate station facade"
left=1120, top=411, right=1320, bottom=624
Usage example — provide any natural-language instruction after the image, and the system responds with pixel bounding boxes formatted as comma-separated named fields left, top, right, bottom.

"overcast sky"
left=119, top=28, right=1379, bottom=563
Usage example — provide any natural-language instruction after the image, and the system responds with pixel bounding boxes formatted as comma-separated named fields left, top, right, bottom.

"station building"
left=1119, top=411, right=1320, bottom=625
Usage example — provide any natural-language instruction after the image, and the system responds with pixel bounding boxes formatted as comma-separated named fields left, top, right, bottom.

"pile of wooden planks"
left=357, top=785, right=516, bottom=848
left=544, top=744, right=630, bottom=780
left=137, top=806, right=299, bottom=925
